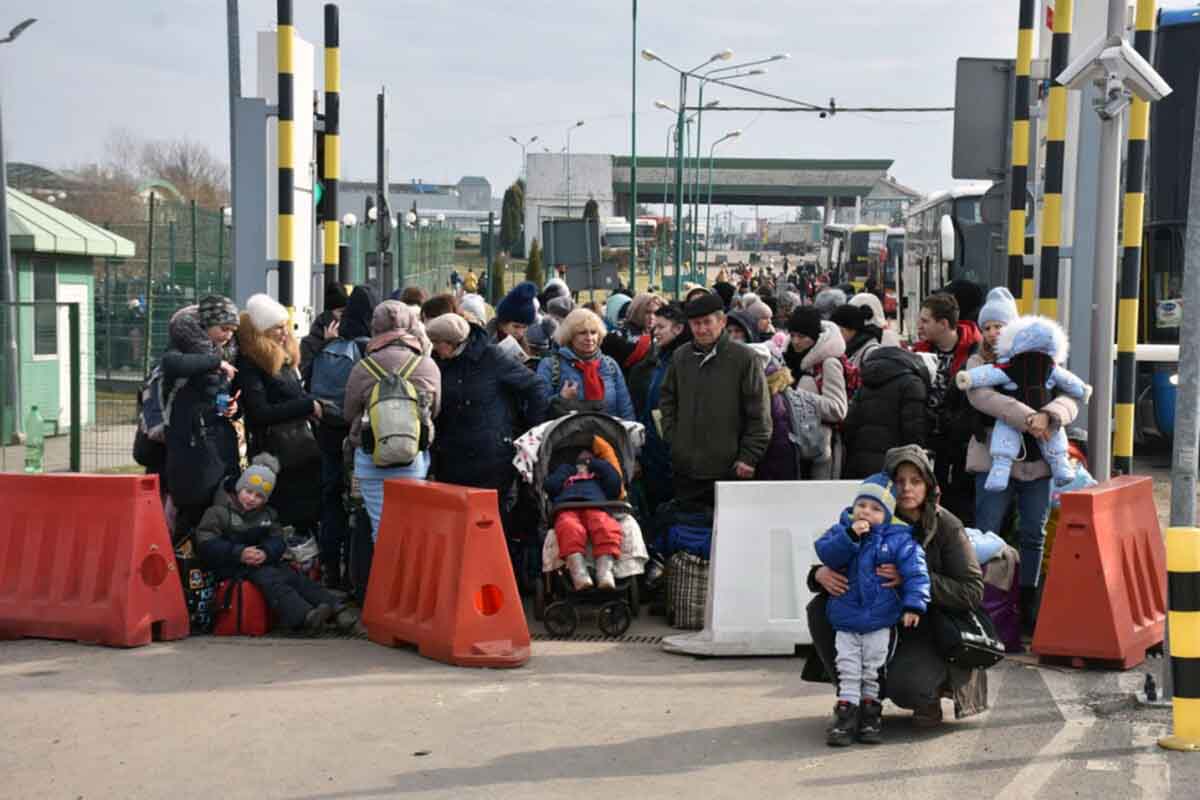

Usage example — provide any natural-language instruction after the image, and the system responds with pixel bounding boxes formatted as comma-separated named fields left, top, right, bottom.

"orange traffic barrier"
left=1033, top=475, right=1166, bottom=669
left=0, top=474, right=189, bottom=647
left=362, top=480, right=530, bottom=668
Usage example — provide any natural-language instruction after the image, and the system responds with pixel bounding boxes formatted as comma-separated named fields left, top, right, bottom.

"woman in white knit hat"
left=234, top=293, right=324, bottom=535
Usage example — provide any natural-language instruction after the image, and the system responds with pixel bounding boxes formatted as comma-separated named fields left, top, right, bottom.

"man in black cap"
left=659, top=292, right=771, bottom=507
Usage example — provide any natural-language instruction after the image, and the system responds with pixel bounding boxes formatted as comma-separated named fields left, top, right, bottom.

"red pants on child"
left=554, top=509, right=623, bottom=559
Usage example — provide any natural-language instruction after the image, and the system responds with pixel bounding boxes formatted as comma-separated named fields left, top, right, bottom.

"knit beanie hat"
left=459, top=293, right=488, bottom=324
left=830, top=303, right=873, bottom=332
left=197, top=295, right=239, bottom=329
left=813, top=288, right=847, bottom=319
left=745, top=300, right=773, bottom=323
left=496, top=281, right=538, bottom=325
left=977, top=286, right=1019, bottom=327
left=237, top=453, right=280, bottom=501
left=426, top=312, right=470, bottom=346
left=854, top=472, right=898, bottom=525
left=712, top=281, right=736, bottom=309
left=787, top=306, right=823, bottom=340
left=547, top=295, right=575, bottom=320
left=324, top=282, right=349, bottom=312
left=245, top=293, right=289, bottom=332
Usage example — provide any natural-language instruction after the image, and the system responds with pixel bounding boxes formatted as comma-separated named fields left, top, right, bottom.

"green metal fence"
left=342, top=222, right=457, bottom=297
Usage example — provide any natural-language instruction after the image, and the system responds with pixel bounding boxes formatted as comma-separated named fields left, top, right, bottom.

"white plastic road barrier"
left=662, top=480, right=859, bottom=657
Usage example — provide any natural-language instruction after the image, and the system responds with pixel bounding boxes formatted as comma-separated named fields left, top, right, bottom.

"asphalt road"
left=3, top=622, right=1196, bottom=800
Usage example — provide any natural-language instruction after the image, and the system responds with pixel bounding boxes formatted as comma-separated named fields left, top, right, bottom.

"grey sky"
left=3, top=1, right=1196, bottom=203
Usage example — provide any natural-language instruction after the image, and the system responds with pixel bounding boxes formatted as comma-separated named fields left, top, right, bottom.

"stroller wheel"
left=533, top=573, right=547, bottom=621
left=597, top=600, right=632, bottom=637
left=543, top=601, right=578, bottom=637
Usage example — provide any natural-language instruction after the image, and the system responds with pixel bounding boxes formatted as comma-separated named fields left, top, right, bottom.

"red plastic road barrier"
left=362, top=480, right=530, bottom=667
left=0, top=474, right=189, bottom=647
left=1033, top=475, right=1166, bottom=668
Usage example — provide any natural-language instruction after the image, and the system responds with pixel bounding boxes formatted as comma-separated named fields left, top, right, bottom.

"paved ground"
left=2, top=610, right=1197, bottom=800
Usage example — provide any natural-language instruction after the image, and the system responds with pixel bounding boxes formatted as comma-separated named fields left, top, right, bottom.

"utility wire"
left=698, top=75, right=953, bottom=114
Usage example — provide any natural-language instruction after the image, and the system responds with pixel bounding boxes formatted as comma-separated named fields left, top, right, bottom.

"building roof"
left=6, top=187, right=135, bottom=258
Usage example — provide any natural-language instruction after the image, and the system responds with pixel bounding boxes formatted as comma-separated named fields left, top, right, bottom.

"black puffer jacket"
left=161, top=307, right=239, bottom=507
left=431, top=324, right=549, bottom=490
left=841, top=347, right=929, bottom=479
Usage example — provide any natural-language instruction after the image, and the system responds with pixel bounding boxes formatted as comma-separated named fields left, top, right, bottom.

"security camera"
left=1098, top=86, right=1130, bottom=121
left=1057, top=36, right=1171, bottom=103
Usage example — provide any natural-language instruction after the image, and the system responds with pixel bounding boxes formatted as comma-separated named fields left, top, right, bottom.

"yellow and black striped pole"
left=323, top=3, right=343, bottom=286
left=1009, top=0, right=1036, bottom=313
left=1114, top=0, right=1156, bottom=477
left=277, top=0, right=295, bottom=311
left=1160, top=526, right=1200, bottom=751
left=1037, top=0, right=1072, bottom=321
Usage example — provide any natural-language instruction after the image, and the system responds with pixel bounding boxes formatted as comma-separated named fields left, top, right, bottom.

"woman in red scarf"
left=536, top=308, right=635, bottom=421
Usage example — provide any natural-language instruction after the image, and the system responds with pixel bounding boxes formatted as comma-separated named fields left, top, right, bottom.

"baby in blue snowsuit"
left=814, top=473, right=931, bottom=746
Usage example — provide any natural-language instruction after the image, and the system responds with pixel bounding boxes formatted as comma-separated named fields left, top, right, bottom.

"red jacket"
left=913, top=321, right=982, bottom=375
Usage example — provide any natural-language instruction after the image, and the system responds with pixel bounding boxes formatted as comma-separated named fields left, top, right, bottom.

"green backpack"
left=360, top=354, right=428, bottom=467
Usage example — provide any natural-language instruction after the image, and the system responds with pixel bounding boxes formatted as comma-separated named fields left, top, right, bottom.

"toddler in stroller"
left=513, top=411, right=649, bottom=637
left=546, top=450, right=624, bottom=590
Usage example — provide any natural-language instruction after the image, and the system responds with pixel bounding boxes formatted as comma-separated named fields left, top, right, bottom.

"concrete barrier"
left=662, top=480, right=859, bottom=657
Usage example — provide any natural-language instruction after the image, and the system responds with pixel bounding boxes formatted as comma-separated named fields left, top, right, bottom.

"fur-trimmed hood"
left=236, top=311, right=300, bottom=377
left=997, top=315, right=1068, bottom=364
left=800, top=319, right=847, bottom=372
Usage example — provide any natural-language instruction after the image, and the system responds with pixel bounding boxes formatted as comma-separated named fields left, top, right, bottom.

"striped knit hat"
left=854, top=472, right=898, bottom=524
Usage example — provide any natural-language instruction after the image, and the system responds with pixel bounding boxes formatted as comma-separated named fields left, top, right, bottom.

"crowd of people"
left=144, top=261, right=1085, bottom=740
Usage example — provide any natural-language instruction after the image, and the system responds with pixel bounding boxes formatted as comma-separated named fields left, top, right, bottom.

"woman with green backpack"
left=342, top=300, right=442, bottom=539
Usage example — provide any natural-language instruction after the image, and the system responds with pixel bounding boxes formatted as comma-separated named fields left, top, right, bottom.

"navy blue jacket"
left=545, top=458, right=622, bottom=504
left=814, top=509, right=931, bottom=634
left=432, top=325, right=549, bottom=489
left=194, top=490, right=288, bottom=580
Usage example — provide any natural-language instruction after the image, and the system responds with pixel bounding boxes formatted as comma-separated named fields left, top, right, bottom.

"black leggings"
left=248, top=565, right=337, bottom=629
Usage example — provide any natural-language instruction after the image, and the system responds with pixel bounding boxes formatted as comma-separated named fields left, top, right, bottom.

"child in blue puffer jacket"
left=814, top=473, right=931, bottom=747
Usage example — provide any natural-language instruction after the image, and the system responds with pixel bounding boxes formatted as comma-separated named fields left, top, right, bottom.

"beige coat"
left=962, top=352, right=1079, bottom=482
left=790, top=320, right=848, bottom=476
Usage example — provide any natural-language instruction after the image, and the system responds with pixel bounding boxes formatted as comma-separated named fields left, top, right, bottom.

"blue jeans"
left=974, top=472, right=1052, bottom=588
left=319, top=447, right=347, bottom=575
left=354, top=448, right=430, bottom=541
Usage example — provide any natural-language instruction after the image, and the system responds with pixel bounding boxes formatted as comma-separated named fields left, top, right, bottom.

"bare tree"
left=138, top=137, right=229, bottom=207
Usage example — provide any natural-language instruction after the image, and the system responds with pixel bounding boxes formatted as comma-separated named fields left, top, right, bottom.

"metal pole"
left=227, top=0, right=240, bottom=237
left=190, top=200, right=199, bottom=298
left=217, top=207, right=226, bottom=293
left=376, top=87, right=390, bottom=295
left=1037, top=0, right=1073, bottom=321
left=323, top=3, right=341, bottom=294
left=1115, top=0, right=1157, bottom=476
left=68, top=302, right=80, bottom=473
left=276, top=0, right=295, bottom=312
left=1087, top=0, right=1130, bottom=484
left=630, top=0, right=638, bottom=291
left=673, top=73, right=686, bottom=298
left=103, top=252, right=112, bottom=381
left=566, top=127, right=574, bottom=217
left=693, top=83, right=704, bottom=281
left=706, top=144, right=717, bottom=276
left=1008, top=0, right=1035, bottom=312
left=0, top=86, right=21, bottom=437
left=144, top=193, right=156, bottom=377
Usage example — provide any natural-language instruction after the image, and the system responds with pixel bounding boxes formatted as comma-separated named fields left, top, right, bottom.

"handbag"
left=264, top=417, right=320, bottom=470
left=930, top=605, right=1006, bottom=670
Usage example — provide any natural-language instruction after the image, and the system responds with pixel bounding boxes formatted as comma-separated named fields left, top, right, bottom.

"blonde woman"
left=535, top=308, right=634, bottom=420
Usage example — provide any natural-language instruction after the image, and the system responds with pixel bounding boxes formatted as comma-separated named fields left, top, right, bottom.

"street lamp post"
left=642, top=47, right=733, bottom=299
left=0, top=17, right=37, bottom=441
left=565, top=120, right=584, bottom=216
left=508, top=135, right=539, bottom=181
left=630, top=0, right=638, bottom=292
left=706, top=130, right=741, bottom=274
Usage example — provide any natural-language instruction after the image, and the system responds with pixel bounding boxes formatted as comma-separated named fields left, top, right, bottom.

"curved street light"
left=508, top=134, right=539, bottom=180
left=705, top=130, right=742, bottom=274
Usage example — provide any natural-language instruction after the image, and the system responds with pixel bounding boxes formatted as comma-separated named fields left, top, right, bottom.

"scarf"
left=574, top=357, right=605, bottom=401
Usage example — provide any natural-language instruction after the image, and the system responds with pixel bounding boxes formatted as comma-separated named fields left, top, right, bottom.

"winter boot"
left=334, top=606, right=363, bottom=634
left=1020, top=586, right=1039, bottom=637
left=566, top=553, right=593, bottom=591
left=303, top=603, right=334, bottom=634
left=857, top=698, right=883, bottom=744
left=595, top=555, right=616, bottom=590
left=826, top=701, right=858, bottom=747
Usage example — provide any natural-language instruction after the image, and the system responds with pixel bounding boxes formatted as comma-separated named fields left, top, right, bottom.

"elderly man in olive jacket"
left=659, top=292, right=772, bottom=507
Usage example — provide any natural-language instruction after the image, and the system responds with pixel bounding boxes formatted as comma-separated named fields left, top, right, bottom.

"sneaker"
left=857, top=699, right=883, bottom=744
left=826, top=701, right=858, bottom=747
left=912, top=701, right=944, bottom=728
left=566, top=553, right=594, bottom=591
left=303, top=603, right=334, bottom=633
left=595, top=555, right=616, bottom=591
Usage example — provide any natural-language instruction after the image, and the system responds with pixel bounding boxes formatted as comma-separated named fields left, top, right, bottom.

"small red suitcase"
left=213, top=578, right=272, bottom=636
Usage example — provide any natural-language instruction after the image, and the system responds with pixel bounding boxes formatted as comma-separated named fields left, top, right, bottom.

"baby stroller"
left=514, top=412, right=649, bottom=637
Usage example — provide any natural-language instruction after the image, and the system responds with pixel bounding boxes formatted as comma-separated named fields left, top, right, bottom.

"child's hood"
left=997, top=315, right=1068, bottom=364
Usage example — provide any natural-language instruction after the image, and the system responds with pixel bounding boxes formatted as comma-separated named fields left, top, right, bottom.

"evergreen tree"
left=583, top=197, right=599, bottom=221
left=526, top=238, right=544, bottom=286
left=500, top=185, right=519, bottom=252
